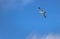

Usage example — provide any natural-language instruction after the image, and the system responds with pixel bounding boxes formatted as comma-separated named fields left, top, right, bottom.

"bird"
left=38, top=7, right=46, bottom=18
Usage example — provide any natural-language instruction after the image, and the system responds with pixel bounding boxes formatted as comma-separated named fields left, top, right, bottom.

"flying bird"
left=38, top=7, right=46, bottom=18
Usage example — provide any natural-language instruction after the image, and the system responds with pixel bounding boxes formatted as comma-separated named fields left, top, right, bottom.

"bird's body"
left=38, top=7, right=46, bottom=18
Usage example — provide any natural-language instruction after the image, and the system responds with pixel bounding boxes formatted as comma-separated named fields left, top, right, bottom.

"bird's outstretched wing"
left=41, top=13, right=46, bottom=18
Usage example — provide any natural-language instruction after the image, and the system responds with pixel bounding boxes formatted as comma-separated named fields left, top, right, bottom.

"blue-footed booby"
left=38, top=7, right=46, bottom=18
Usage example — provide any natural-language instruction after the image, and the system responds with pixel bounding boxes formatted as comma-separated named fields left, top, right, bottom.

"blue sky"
left=0, top=0, right=60, bottom=39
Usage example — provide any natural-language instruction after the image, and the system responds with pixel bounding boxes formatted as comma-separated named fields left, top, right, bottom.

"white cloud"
left=22, top=0, right=34, bottom=5
left=26, top=33, right=60, bottom=39
left=0, top=0, right=34, bottom=9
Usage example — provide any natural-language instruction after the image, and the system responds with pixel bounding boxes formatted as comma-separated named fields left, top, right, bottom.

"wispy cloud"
left=26, top=32, right=60, bottom=39
left=22, top=0, right=34, bottom=5
left=0, top=0, right=34, bottom=9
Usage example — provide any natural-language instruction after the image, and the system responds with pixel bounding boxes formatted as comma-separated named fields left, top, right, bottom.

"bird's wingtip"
left=38, top=7, right=40, bottom=9
left=44, top=16, right=46, bottom=18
